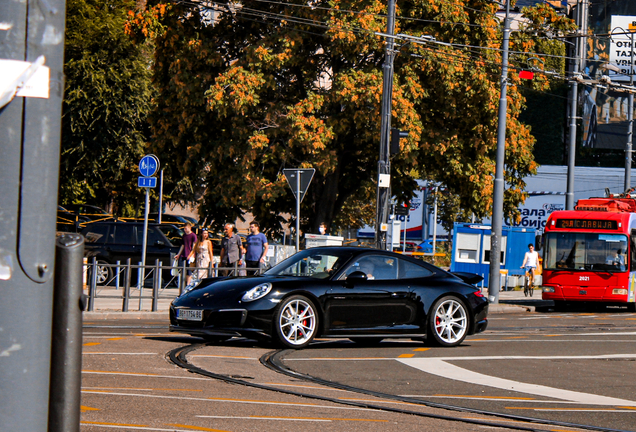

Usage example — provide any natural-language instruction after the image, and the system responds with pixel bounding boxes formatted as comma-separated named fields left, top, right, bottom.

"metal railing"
left=84, top=257, right=263, bottom=312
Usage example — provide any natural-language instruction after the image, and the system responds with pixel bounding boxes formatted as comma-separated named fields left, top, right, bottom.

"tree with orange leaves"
left=129, top=0, right=574, bottom=234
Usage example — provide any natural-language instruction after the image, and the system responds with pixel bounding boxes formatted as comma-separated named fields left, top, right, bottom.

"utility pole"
left=0, top=0, right=67, bottom=429
left=625, top=29, right=634, bottom=191
left=488, top=0, right=511, bottom=304
left=566, top=5, right=580, bottom=209
left=375, top=0, right=396, bottom=250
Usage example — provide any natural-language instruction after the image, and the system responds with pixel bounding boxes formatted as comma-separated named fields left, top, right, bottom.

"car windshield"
left=264, top=249, right=355, bottom=279
left=544, top=232, right=628, bottom=272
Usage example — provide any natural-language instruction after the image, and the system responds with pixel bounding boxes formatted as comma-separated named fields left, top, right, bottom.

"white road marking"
left=197, top=415, right=331, bottom=422
left=397, top=356, right=636, bottom=406
left=81, top=390, right=376, bottom=411
left=81, top=425, right=206, bottom=431
left=83, top=352, right=158, bottom=355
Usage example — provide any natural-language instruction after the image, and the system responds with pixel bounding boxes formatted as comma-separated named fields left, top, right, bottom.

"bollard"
left=88, top=257, right=97, bottom=311
left=122, top=258, right=131, bottom=312
left=115, top=260, right=121, bottom=290
left=152, top=259, right=160, bottom=312
left=178, top=260, right=186, bottom=296
left=49, top=234, right=84, bottom=432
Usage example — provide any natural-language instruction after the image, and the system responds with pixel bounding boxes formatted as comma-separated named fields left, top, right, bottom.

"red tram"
left=542, top=196, right=636, bottom=310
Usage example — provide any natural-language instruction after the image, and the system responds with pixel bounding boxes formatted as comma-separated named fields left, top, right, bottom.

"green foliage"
left=60, top=0, right=153, bottom=213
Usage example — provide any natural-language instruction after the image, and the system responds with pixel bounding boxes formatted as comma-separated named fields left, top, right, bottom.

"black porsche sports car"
left=170, top=247, right=488, bottom=348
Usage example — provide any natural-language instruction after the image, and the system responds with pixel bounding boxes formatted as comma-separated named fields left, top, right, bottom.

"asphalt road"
left=81, top=307, right=636, bottom=432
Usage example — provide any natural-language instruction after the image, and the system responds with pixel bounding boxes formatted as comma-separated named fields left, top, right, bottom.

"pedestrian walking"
left=176, top=223, right=197, bottom=285
left=245, top=221, right=268, bottom=276
left=220, top=223, right=243, bottom=276
left=194, top=228, right=213, bottom=279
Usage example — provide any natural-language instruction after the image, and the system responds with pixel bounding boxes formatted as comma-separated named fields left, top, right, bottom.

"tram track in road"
left=168, top=342, right=628, bottom=432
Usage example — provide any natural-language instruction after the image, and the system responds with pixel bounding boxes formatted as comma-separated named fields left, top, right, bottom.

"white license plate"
left=177, top=309, right=203, bottom=321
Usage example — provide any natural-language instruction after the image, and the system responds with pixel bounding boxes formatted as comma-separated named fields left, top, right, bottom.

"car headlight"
left=242, top=283, right=272, bottom=302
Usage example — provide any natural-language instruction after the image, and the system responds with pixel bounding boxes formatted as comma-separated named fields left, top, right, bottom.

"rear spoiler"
left=451, top=272, right=483, bottom=285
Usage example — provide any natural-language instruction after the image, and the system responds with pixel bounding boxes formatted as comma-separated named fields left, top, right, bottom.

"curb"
left=489, top=304, right=535, bottom=314
left=83, top=311, right=169, bottom=320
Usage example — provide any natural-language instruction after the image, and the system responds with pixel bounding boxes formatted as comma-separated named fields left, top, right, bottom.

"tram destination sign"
left=555, top=219, right=618, bottom=230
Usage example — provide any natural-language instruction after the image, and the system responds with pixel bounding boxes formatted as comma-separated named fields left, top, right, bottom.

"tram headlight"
left=542, top=286, right=555, bottom=293
left=612, top=289, right=628, bottom=295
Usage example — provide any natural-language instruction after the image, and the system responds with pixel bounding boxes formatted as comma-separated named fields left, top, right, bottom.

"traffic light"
left=394, top=202, right=409, bottom=215
left=390, top=128, right=409, bottom=155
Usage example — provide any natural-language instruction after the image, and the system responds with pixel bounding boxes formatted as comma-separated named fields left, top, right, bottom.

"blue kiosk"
left=450, top=223, right=538, bottom=288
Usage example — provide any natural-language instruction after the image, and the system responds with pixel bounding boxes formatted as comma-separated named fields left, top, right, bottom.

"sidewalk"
left=82, top=285, right=546, bottom=320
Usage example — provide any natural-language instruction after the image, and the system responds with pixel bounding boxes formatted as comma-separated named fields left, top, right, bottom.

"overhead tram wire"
left=172, top=0, right=573, bottom=83
left=178, top=0, right=580, bottom=46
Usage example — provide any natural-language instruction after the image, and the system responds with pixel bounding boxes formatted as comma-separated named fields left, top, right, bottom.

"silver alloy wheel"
left=277, top=297, right=317, bottom=347
left=95, top=261, right=111, bottom=286
left=432, top=297, right=467, bottom=346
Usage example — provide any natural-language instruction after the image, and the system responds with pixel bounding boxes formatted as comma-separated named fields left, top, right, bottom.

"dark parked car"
left=82, top=222, right=182, bottom=285
left=170, top=247, right=488, bottom=348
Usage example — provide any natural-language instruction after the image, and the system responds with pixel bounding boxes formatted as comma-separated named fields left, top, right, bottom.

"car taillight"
left=473, top=290, right=485, bottom=298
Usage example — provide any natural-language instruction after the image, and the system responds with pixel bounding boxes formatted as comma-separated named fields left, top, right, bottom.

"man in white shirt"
left=521, top=243, right=539, bottom=283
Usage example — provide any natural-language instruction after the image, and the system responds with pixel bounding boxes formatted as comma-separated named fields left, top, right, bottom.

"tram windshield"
left=544, top=233, right=628, bottom=272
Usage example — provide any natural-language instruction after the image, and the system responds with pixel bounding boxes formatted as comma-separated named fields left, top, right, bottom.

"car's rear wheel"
left=427, top=296, right=468, bottom=347
left=274, top=295, right=318, bottom=349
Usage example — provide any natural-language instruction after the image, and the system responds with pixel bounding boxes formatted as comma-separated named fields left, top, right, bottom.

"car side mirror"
left=345, top=271, right=368, bottom=287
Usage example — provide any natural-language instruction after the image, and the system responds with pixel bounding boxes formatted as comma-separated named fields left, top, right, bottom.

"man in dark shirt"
left=176, top=223, right=197, bottom=284
left=220, top=223, right=243, bottom=276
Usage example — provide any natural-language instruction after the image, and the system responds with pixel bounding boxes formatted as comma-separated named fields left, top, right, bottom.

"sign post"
left=283, top=168, right=315, bottom=251
left=138, top=155, right=159, bottom=308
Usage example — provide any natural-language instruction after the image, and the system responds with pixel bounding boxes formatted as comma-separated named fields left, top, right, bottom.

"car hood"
left=173, top=275, right=315, bottom=306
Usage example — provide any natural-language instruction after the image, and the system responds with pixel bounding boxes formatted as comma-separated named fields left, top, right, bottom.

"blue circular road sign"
left=139, top=154, right=159, bottom=177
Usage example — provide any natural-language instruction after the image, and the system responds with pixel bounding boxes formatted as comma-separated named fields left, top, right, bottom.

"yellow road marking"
left=107, top=337, right=125, bottom=341
left=167, top=424, right=229, bottom=431
left=618, top=406, right=636, bottom=410
left=398, top=354, right=414, bottom=358
left=468, top=338, right=488, bottom=341
left=80, top=405, right=100, bottom=412
left=82, top=421, right=148, bottom=427
left=83, top=342, right=101, bottom=346
left=413, top=348, right=429, bottom=352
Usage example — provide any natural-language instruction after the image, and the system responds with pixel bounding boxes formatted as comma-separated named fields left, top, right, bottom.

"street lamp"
left=487, top=0, right=511, bottom=304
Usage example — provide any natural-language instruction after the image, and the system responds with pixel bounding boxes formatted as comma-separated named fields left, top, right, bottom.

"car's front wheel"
left=427, top=296, right=468, bottom=347
left=274, top=295, right=318, bottom=349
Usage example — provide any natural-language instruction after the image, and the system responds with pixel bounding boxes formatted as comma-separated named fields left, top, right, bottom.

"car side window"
left=110, top=225, right=134, bottom=245
left=398, top=260, right=433, bottom=279
left=144, top=227, right=166, bottom=245
left=341, top=255, right=398, bottom=280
